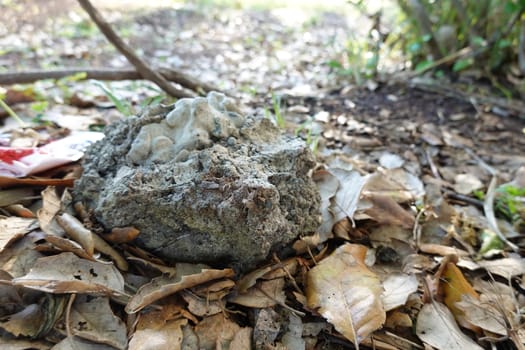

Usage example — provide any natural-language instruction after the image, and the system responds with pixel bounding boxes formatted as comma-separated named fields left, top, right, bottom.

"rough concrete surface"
left=74, top=92, right=321, bottom=271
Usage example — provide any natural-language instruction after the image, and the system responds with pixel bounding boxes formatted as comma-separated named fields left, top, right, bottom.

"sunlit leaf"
left=306, top=243, right=385, bottom=346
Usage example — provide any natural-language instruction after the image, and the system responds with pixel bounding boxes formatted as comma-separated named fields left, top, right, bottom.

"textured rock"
left=74, top=92, right=320, bottom=271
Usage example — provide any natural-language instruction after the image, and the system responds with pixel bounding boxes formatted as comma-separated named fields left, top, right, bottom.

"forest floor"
left=0, top=1, right=525, bottom=349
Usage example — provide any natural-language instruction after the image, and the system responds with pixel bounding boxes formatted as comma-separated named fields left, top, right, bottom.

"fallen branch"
left=0, top=68, right=220, bottom=94
left=77, top=0, right=193, bottom=98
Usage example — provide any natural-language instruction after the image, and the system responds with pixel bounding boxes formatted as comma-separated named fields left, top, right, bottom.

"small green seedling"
left=92, top=80, right=134, bottom=116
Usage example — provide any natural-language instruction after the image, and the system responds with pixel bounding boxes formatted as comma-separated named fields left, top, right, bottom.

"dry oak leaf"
left=126, top=263, right=235, bottom=313
left=306, top=243, right=385, bottom=347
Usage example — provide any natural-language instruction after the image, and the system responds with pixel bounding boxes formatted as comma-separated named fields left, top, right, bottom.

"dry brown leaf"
left=4, top=204, right=35, bottom=218
left=331, top=168, right=368, bottom=224
left=441, top=262, right=480, bottom=330
left=37, top=186, right=64, bottom=236
left=0, top=303, right=45, bottom=338
left=230, top=278, right=286, bottom=308
left=181, top=290, right=224, bottom=317
left=194, top=313, right=249, bottom=350
left=363, top=170, right=424, bottom=203
left=229, top=327, right=252, bottom=350
left=69, top=295, right=128, bottom=349
left=477, top=256, right=525, bottom=278
left=0, top=217, right=38, bottom=253
left=236, top=265, right=273, bottom=294
left=418, top=243, right=470, bottom=257
left=91, top=232, right=128, bottom=271
left=56, top=212, right=95, bottom=257
left=362, top=193, right=415, bottom=229
left=312, top=168, right=340, bottom=239
left=306, top=243, right=385, bottom=347
left=44, top=234, right=97, bottom=261
left=129, top=318, right=187, bottom=350
left=12, top=252, right=125, bottom=296
left=381, top=273, right=418, bottom=311
left=104, top=226, right=140, bottom=243
left=385, top=311, right=413, bottom=329
left=126, top=263, right=234, bottom=313
left=191, top=279, right=235, bottom=300
left=416, top=302, right=483, bottom=350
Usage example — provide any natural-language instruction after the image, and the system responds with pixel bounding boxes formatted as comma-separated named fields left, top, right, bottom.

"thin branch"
left=0, top=68, right=220, bottom=94
left=77, top=0, right=193, bottom=98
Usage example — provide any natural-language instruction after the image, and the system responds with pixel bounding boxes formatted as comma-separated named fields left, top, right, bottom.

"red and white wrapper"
left=0, top=131, right=104, bottom=177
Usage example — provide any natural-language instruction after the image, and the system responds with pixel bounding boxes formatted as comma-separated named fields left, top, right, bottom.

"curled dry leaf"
left=4, top=204, right=35, bottom=218
left=37, top=186, right=64, bottom=236
left=44, top=234, right=97, bottom=261
left=126, top=263, right=235, bottom=314
left=312, top=168, right=339, bottom=239
left=104, top=226, right=140, bottom=243
left=91, top=233, right=129, bottom=271
left=306, top=243, right=385, bottom=347
left=56, top=212, right=95, bottom=257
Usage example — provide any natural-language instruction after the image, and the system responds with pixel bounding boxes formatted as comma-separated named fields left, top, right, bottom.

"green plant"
left=475, top=184, right=525, bottom=224
left=92, top=80, right=134, bottom=116
left=0, top=96, right=26, bottom=127
left=393, top=0, right=525, bottom=75
left=264, top=93, right=286, bottom=129
left=55, top=72, right=88, bottom=103
left=295, top=117, right=321, bottom=153
left=494, top=184, right=525, bottom=223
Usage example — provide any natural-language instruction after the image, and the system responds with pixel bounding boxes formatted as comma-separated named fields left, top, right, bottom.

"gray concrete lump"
left=74, top=92, right=321, bottom=271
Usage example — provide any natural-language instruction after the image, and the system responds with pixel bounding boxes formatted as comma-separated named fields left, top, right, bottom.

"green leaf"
left=415, top=60, right=434, bottom=72
left=478, top=230, right=505, bottom=256
left=327, top=60, right=343, bottom=69
left=452, top=58, right=473, bottom=72
left=472, top=36, right=486, bottom=47
left=92, top=80, right=133, bottom=116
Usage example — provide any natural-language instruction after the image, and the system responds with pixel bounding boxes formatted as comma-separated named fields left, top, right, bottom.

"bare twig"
left=77, top=0, right=194, bottom=98
left=0, top=68, right=220, bottom=94
left=65, top=293, right=77, bottom=338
